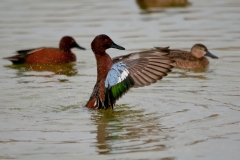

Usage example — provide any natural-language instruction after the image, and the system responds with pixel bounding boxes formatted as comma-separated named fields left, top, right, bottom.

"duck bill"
left=111, top=42, right=125, bottom=50
left=205, top=51, right=218, bottom=59
left=75, top=44, right=86, bottom=50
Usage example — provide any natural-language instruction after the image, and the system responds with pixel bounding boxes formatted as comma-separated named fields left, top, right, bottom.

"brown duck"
left=155, top=44, right=218, bottom=70
left=3, top=36, right=86, bottom=65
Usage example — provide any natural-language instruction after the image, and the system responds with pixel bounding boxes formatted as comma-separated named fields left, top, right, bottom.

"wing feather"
left=101, top=47, right=175, bottom=109
left=112, top=47, right=174, bottom=88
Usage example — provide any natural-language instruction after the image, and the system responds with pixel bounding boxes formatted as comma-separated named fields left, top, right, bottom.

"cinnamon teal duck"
left=86, top=34, right=174, bottom=109
left=3, top=36, right=86, bottom=65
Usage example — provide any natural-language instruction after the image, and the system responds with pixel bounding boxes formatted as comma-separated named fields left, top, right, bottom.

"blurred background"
left=0, top=0, right=240, bottom=159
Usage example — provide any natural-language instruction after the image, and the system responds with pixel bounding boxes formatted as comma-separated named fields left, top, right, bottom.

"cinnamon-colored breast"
left=95, top=53, right=113, bottom=80
left=25, top=48, right=76, bottom=64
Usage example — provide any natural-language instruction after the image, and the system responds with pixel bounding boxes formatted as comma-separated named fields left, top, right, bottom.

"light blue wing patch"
left=105, top=62, right=129, bottom=89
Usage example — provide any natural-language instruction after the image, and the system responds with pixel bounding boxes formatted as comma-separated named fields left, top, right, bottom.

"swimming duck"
left=86, top=34, right=174, bottom=109
left=136, top=0, right=190, bottom=10
left=155, top=44, right=218, bottom=70
left=3, top=36, right=86, bottom=65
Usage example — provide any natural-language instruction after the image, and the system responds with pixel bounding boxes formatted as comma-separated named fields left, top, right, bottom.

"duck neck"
left=94, top=51, right=113, bottom=81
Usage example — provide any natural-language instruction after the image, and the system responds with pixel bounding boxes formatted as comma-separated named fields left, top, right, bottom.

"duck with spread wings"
left=86, top=34, right=174, bottom=109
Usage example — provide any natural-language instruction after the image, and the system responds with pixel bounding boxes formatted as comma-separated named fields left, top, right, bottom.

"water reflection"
left=90, top=105, right=170, bottom=155
left=171, top=70, right=207, bottom=80
left=4, top=63, right=78, bottom=77
left=173, top=66, right=209, bottom=73
left=0, top=0, right=240, bottom=159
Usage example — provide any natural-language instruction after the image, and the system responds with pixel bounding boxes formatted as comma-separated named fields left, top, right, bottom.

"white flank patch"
left=117, top=68, right=129, bottom=83
left=94, top=100, right=97, bottom=107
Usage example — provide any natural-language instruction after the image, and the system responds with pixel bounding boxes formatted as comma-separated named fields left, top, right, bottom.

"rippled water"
left=0, top=0, right=240, bottom=159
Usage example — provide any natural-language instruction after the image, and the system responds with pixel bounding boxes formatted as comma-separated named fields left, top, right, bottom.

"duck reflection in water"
left=5, top=62, right=78, bottom=77
left=90, top=104, right=169, bottom=154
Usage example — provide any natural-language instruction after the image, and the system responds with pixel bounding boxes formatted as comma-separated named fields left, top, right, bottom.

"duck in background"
left=3, top=36, right=86, bottom=65
left=136, top=0, right=190, bottom=11
left=155, top=44, right=218, bottom=70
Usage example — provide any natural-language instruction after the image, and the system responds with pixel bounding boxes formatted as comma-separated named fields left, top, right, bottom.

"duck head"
left=191, top=44, right=218, bottom=59
left=59, top=36, right=86, bottom=52
left=91, top=34, right=125, bottom=53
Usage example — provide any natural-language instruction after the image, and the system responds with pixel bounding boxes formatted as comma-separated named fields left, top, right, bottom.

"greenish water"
left=0, top=0, right=240, bottom=159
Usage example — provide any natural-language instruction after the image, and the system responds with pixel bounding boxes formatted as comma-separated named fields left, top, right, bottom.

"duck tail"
left=3, top=56, right=25, bottom=64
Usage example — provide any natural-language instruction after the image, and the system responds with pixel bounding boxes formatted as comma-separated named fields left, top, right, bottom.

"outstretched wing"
left=112, top=47, right=170, bottom=63
left=104, top=48, right=174, bottom=109
left=112, top=47, right=174, bottom=88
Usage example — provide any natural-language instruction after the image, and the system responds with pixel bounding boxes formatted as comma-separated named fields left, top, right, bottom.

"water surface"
left=0, top=0, right=240, bottom=159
